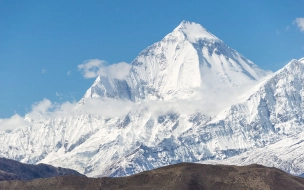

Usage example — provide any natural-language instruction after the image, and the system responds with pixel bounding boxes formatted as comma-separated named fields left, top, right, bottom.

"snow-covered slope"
left=101, top=58, right=304, bottom=177
left=200, top=58, right=304, bottom=176
left=202, top=131, right=304, bottom=176
left=83, top=21, right=269, bottom=104
left=0, top=21, right=289, bottom=178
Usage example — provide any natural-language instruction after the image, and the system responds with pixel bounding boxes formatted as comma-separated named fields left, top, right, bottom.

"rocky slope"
left=1, top=163, right=304, bottom=190
left=0, top=157, right=83, bottom=181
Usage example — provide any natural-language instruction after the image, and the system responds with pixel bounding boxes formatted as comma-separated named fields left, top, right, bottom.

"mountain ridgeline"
left=1, top=163, right=304, bottom=190
left=0, top=157, right=83, bottom=181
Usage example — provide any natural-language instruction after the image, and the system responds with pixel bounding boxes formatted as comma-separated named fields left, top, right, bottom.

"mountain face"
left=102, top=58, right=304, bottom=177
left=203, top=129, right=304, bottom=176
left=202, top=58, right=304, bottom=174
left=0, top=157, right=83, bottom=181
left=1, top=163, right=304, bottom=190
left=83, top=21, right=269, bottom=103
left=2, top=21, right=304, bottom=178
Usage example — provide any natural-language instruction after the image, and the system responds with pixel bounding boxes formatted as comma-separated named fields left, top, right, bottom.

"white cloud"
left=41, top=69, right=46, bottom=74
left=106, top=62, right=132, bottom=80
left=79, top=98, right=133, bottom=118
left=67, top=71, right=71, bottom=75
left=0, top=90, right=239, bottom=132
left=0, top=114, right=30, bottom=131
left=24, top=98, right=53, bottom=123
left=25, top=99, right=53, bottom=122
left=293, top=17, right=304, bottom=32
left=0, top=75, right=252, bottom=132
left=78, top=59, right=106, bottom=78
left=31, top=98, right=52, bottom=114
left=0, top=99, right=54, bottom=131
left=0, top=97, right=135, bottom=132
left=78, top=59, right=131, bottom=80
left=19, top=99, right=69, bottom=125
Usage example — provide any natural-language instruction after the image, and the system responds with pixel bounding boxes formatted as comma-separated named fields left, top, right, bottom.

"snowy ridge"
left=81, top=75, right=132, bottom=101
left=202, top=131, right=304, bottom=176
left=101, top=58, right=304, bottom=176
left=174, top=20, right=220, bottom=42
left=200, top=58, right=304, bottom=175
left=83, top=21, right=270, bottom=103
left=4, top=21, right=304, bottom=178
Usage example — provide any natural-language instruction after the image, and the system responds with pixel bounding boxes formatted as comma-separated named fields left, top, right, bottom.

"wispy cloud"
left=67, top=71, right=71, bottom=75
left=41, top=69, right=46, bottom=74
left=285, top=26, right=290, bottom=31
left=293, top=17, right=304, bottom=32
left=56, top=92, right=63, bottom=97
left=78, top=59, right=131, bottom=80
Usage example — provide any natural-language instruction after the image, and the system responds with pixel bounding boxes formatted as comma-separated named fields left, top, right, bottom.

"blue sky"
left=0, top=0, right=304, bottom=118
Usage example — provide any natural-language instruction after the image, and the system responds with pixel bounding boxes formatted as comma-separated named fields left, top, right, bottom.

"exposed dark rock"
left=0, top=157, right=83, bottom=181
left=1, top=162, right=304, bottom=190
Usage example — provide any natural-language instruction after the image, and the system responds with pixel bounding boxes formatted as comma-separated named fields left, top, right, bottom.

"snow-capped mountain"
left=83, top=21, right=269, bottom=103
left=3, top=21, right=303, bottom=178
left=101, top=58, right=304, bottom=177
left=201, top=58, right=304, bottom=175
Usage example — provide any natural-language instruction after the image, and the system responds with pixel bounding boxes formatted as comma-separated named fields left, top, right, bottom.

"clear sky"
left=0, top=0, right=304, bottom=118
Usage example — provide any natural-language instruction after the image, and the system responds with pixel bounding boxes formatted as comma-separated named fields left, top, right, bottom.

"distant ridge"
left=0, top=157, right=83, bottom=181
left=0, top=163, right=304, bottom=190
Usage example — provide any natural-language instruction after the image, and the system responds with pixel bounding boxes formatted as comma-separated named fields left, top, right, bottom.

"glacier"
left=1, top=21, right=304, bottom=178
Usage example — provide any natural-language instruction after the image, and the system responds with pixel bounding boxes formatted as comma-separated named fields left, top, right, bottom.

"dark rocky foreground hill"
left=0, top=157, right=83, bottom=181
left=1, top=162, right=304, bottom=190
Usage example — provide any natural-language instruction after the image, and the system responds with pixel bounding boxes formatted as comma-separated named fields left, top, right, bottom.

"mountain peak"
left=174, top=20, right=219, bottom=43
left=82, top=20, right=270, bottom=102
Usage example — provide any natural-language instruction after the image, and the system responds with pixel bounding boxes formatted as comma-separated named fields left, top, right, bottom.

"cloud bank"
left=0, top=97, right=135, bottom=131
left=0, top=88, right=246, bottom=132
left=78, top=59, right=131, bottom=80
